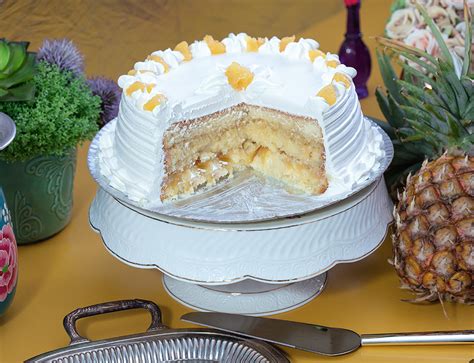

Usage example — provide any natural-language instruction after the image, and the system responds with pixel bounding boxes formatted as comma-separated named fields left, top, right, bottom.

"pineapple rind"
left=393, top=154, right=474, bottom=304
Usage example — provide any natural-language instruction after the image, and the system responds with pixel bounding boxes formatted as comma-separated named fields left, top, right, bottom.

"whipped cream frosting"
left=100, top=33, right=385, bottom=206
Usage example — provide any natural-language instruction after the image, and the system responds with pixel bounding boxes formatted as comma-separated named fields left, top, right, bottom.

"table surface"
left=0, top=1, right=473, bottom=362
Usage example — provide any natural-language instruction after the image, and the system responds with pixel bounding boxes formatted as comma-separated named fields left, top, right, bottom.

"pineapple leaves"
left=404, top=118, right=443, bottom=154
left=397, top=127, right=437, bottom=156
left=462, top=1, right=472, bottom=76
left=371, top=117, right=429, bottom=166
left=375, top=88, right=391, bottom=125
left=461, top=76, right=474, bottom=96
left=387, top=92, right=406, bottom=129
left=399, top=105, right=432, bottom=125
left=439, top=60, right=469, bottom=116
left=371, top=114, right=396, bottom=139
left=375, top=36, right=437, bottom=65
left=401, top=91, right=449, bottom=132
left=384, top=161, right=423, bottom=199
left=461, top=76, right=474, bottom=121
left=398, top=80, right=440, bottom=107
left=464, top=101, right=474, bottom=123
left=446, top=117, right=463, bottom=144
left=392, top=141, right=425, bottom=165
left=375, top=87, right=407, bottom=131
left=415, top=3, right=453, bottom=68
left=400, top=62, right=435, bottom=89
left=376, top=49, right=403, bottom=104
left=395, top=52, right=437, bottom=75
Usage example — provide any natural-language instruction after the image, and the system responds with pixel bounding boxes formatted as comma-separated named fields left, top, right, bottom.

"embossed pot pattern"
left=0, top=148, right=77, bottom=244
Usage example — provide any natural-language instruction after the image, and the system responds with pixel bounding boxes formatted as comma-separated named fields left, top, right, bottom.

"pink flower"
left=0, top=224, right=18, bottom=302
left=386, top=8, right=422, bottom=40
left=404, top=29, right=441, bottom=57
left=440, top=0, right=474, bottom=10
left=406, top=0, right=440, bottom=7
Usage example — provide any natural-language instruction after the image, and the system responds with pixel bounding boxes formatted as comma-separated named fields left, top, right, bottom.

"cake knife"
left=182, top=312, right=474, bottom=356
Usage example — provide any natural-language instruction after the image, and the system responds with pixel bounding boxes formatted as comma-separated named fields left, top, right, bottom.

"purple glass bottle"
left=338, top=0, right=371, bottom=99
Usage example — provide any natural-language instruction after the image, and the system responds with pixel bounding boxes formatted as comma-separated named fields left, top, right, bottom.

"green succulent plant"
left=0, top=39, right=36, bottom=102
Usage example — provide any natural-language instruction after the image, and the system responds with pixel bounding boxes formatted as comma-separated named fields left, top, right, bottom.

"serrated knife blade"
left=182, top=312, right=474, bottom=356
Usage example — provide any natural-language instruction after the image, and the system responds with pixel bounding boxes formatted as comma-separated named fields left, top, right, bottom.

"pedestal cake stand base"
left=163, top=273, right=327, bottom=316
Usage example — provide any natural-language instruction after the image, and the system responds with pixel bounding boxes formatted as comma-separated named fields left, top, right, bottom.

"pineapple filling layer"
left=161, top=109, right=327, bottom=201
left=162, top=140, right=327, bottom=201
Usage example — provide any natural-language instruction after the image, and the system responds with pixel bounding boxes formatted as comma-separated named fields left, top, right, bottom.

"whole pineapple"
left=394, top=154, right=473, bottom=303
left=376, top=2, right=473, bottom=304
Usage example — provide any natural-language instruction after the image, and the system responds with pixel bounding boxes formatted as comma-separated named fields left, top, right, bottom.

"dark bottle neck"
left=346, top=4, right=361, bottom=39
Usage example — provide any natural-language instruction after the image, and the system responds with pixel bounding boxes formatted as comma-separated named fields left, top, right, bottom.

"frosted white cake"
left=99, top=33, right=384, bottom=206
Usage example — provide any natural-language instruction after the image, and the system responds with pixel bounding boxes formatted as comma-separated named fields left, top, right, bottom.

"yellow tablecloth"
left=0, top=1, right=473, bottom=362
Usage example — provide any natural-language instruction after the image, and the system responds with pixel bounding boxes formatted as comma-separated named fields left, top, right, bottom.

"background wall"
left=0, top=0, right=343, bottom=76
left=0, top=0, right=392, bottom=117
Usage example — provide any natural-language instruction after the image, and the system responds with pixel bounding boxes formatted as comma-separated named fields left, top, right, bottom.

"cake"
left=100, top=33, right=384, bottom=206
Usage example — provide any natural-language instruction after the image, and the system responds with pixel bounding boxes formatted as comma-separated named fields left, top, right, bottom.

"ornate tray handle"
left=63, top=299, right=167, bottom=345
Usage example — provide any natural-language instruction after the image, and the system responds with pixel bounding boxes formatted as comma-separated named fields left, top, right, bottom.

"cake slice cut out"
left=161, top=104, right=327, bottom=202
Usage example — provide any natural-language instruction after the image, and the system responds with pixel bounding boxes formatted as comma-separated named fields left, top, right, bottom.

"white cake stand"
left=88, top=115, right=394, bottom=315
left=89, top=176, right=393, bottom=316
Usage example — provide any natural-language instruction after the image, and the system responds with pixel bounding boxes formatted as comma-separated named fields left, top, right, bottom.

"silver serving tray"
left=25, top=299, right=289, bottom=363
left=88, top=117, right=393, bottom=224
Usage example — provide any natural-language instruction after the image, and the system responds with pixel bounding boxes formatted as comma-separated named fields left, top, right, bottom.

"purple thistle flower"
left=37, top=39, right=84, bottom=76
left=87, top=77, right=122, bottom=127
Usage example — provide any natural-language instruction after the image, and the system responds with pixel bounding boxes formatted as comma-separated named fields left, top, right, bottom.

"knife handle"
left=361, top=330, right=474, bottom=346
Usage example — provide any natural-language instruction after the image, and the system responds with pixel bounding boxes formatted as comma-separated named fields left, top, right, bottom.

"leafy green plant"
left=0, top=61, right=100, bottom=161
left=0, top=39, right=36, bottom=101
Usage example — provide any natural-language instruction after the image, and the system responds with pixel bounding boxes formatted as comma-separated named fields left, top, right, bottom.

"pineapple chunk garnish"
left=308, top=49, right=325, bottom=62
left=126, top=81, right=145, bottom=96
left=143, top=94, right=166, bottom=111
left=204, top=35, right=226, bottom=55
left=316, top=84, right=337, bottom=106
left=174, top=41, right=192, bottom=61
left=279, top=35, right=295, bottom=52
left=246, top=35, right=265, bottom=52
left=145, top=84, right=154, bottom=93
left=225, top=62, right=254, bottom=91
left=333, top=72, right=351, bottom=88
left=326, top=59, right=340, bottom=68
left=126, top=81, right=155, bottom=96
left=147, top=55, right=170, bottom=73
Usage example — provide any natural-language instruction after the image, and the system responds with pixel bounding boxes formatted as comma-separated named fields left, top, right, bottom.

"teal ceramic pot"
left=0, top=187, right=18, bottom=316
left=0, top=148, right=77, bottom=245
